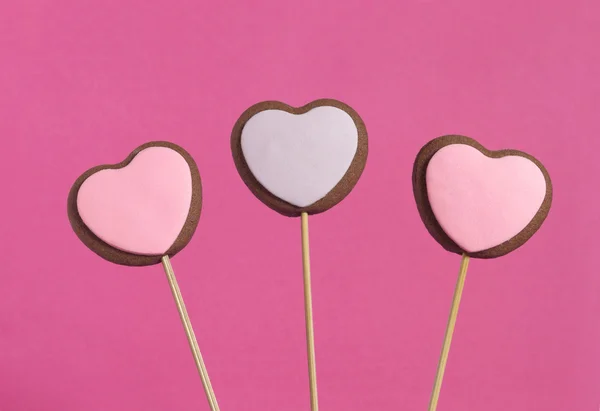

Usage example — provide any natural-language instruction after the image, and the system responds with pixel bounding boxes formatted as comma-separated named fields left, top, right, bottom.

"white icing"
left=241, top=106, right=359, bottom=207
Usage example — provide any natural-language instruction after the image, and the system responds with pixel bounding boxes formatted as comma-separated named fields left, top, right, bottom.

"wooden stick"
left=301, top=212, right=319, bottom=411
left=161, top=255, right=220, bottom=411
left=428, top=253, right=470, bottom=411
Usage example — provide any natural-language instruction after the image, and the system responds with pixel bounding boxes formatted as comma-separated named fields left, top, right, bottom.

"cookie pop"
left=231, top=99, right=368, bottom=411
left=67, top=141, right=219, bottom=411
left=412, top=135, right=552, bottom=411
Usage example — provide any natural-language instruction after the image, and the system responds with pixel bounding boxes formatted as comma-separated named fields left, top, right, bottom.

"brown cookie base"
left=412, top=135, right=552, bottom=259
left=67, top=141, right=202, bottom=266
left=231, top=98, right=368, bottom=217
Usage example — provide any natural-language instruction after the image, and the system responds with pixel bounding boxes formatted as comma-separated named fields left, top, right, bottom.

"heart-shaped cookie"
left=231, top=99, right=368, bottom=216
left=68, top=141, right=202, bottom=266
left=412, top=135, right=552, bottom=259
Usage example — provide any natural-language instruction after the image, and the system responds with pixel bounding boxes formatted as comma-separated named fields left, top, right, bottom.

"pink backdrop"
left=1, top=1, right=598, bottom=410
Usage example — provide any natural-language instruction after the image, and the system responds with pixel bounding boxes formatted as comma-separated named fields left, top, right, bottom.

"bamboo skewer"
left=301, top=212, right=319, bottom=411
left=428, top=253, right=470, bottom=411
left=162, top=255, right=220, bottom=411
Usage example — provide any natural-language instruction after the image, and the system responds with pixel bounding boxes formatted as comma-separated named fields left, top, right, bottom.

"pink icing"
left=77, top=147, right=192, bottom=255
left=426, top=144, right=547, bottom=253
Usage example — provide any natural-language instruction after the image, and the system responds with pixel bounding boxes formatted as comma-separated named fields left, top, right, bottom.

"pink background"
left=1, top=1, right=598, bottom=410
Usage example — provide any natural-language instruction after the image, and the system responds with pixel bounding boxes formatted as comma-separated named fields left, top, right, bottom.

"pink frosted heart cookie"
left=412, top=135, right=552, bottom=258
left=231, top=99, right=368, bottom=217
left=68, top=141, right=202, bottom=266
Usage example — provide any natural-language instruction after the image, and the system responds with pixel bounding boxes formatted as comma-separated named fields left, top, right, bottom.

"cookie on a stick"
left=68, top=141, right=219, bottom=411
left=231, top=99, right=368, bottom=411
left=412, top=135, right=552, bottom=411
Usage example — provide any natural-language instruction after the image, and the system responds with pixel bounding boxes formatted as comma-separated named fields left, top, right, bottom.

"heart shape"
left=76, top=146, right=193, bottom=256
left=240, top=106, right=359, bottom=208
left=425, top=143, right=548, bottom=253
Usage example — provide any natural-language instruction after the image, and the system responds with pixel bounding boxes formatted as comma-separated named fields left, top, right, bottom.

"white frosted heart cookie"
left=231, top=99, right=368, bottom=216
